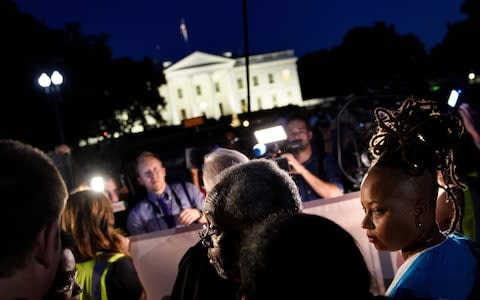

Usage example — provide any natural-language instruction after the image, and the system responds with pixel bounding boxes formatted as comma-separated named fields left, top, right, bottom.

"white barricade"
left=130, top=191, right=400, bottom=299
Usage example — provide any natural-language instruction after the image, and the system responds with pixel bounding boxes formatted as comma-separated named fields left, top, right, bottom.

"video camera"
left=252, top=125, right=304, bottom=172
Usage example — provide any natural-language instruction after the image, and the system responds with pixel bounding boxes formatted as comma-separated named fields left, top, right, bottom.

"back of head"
left=62, top=189, right=125, bottom=261
left=205, top=158, right=302, bottom=225
left=202, top=147, right=249, bottom=192
left=240, top=213, right=372, bottom=299
left=203, top=159, right=302, bottom=280
left=0, top=139, right=67, bottom=277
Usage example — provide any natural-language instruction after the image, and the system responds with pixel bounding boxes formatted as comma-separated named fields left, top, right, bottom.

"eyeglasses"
left=55, top=269, right=82, bottom=295
left=199, top=223, right=217, bottom=248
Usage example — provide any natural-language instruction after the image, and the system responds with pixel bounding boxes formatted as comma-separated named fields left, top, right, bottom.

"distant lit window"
left=177, top=88, right=183, bottom=99
left=268, top=73, right=274, bottom=84
left=215, top=82, right=220, bottom=92
left=241, top=99, right=247, bottom=112
left=253, top=76, right=259, bottom=86
left=196, top=85, right=202, bottom=96
left=237, top=78, right=244, bottom=89
left=257, top=97, right=262, bottom=110
left=282, top=69, right=291, bottom=82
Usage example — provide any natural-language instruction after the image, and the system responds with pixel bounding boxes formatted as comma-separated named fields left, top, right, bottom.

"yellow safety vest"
left=462, top=171, right=479, bottom=241
left=76, top=252, right=125, bottom=300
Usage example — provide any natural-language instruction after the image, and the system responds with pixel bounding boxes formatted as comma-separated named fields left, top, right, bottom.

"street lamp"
left=38, top=70, right=65, bottom=144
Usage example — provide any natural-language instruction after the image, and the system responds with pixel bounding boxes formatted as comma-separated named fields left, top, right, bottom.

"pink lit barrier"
left=130, top=191, right=400, bottom=299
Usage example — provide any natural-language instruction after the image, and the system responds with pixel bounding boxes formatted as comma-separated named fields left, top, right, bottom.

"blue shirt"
left=292, top=152, right=344, bottom=202
left=387, top=233, right=480, bottom=300
left=126, top=182, right=205, bottom=235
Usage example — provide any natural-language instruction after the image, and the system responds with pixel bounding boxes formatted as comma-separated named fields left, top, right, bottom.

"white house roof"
left=164, top=51, right=235, bottom=74
left=234, top=50, right=295, bottom=66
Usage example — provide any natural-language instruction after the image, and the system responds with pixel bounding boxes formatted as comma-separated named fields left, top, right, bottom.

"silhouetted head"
left=202, top=159, right=302, bottom=280
left=240, top=213, right=373, bottom=299
left=0, top=139, right=68, bottom=297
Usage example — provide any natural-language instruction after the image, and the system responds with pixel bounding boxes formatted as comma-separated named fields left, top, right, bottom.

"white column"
left=227, top=69, right=241, bottom=114
left=188, top=75, right=199, bottom=118
left=207, top=72, right=220, bottom=119
left=167, top=83, right=180, bottom=125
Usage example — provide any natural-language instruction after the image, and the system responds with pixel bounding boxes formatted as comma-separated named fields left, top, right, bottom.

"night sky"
left=15, top=0, right=465, bottom=62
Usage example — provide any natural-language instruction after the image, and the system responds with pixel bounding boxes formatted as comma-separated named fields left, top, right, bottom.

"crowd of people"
left=1, top=95, right=479, bottom=300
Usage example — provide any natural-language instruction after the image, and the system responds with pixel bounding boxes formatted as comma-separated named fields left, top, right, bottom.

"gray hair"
left=206, top=159, right=302, bottom=225
left=202, top=148, right=249, bottom=192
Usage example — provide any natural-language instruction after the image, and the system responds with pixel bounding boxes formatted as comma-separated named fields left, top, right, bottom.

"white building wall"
left=159, top=50, right=303, bottom=125
left=233, top=57, right=302, bottom=112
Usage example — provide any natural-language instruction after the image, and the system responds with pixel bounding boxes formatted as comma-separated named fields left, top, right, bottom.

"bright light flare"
left=90, top=176, right=105, bottom=192
left=51, top=71, right=63, bottom=85
left=38, top=73, right=51, bottom=88
left=447, top=89, right=461, bottom=108
left=254, top=125, right=287, bottom=144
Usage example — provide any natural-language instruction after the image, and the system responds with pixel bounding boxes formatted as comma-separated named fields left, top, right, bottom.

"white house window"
left=268, top=73, right=274, bottom=84
left=272, top=94, right=277, bottom=107
left=237, top=78, right=244, bottom=89
left=257, top=97, right=262, bottom=110
left=253, top=76, right=259, bottom=86
left=195, top=85, right=202, bottom=96
left=177, top=88, right=183, bottom=99
left=282, top=69, right=291, bottom=82
left=215, top=82, right=220, bottom=92
left=241, top=99, right=247, bottom=112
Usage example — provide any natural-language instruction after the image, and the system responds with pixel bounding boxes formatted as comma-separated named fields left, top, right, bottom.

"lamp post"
left=38, top=70, right=65, bottom=144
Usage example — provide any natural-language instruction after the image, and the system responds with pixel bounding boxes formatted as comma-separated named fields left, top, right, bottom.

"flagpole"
left=242, top=0, right=251, bottom=113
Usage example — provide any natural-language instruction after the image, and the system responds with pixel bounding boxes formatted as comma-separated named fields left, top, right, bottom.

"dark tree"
left=0, top=0, right=165, bottom=150
left=298, top=22, right=428, bottom=99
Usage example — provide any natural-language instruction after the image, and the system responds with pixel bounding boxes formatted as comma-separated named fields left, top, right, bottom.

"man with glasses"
left=202, top=159, right=302, bottom=284
left=127, top=151, right=206, bottom=235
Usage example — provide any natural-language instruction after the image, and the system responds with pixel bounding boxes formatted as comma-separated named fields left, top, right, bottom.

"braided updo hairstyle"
left=369, top=97, right=465, bottom=233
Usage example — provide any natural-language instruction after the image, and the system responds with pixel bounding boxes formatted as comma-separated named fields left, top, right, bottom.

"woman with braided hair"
left=360, top=97, right=480, bottom=299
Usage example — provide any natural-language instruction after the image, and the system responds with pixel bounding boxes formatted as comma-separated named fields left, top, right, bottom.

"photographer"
left=282, top=115, right=344, bottom=201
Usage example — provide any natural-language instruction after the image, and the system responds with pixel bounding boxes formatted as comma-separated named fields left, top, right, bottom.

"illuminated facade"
left=158, top=50, right=303, bottom=125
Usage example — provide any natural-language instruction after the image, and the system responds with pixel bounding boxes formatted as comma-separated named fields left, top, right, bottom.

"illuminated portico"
left=159, top=50, right=303, bottom=125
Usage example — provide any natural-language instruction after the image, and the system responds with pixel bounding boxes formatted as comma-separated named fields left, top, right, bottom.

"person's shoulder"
left=179, top=241, right=207, bottom=266
left=170, top=181, right=201, bottom=193
left=172, top=181, right=196, bottom=188
left=448, top=232, right=480, bottom=256
left=415, top=233, right=479, bottom=268
left=109, top=255, right=133, bottom=271
left=128, top=198, right=151, bottom=214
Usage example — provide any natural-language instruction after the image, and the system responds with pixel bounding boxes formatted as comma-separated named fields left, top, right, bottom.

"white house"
left=158, top=50, right=304, bottom=125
